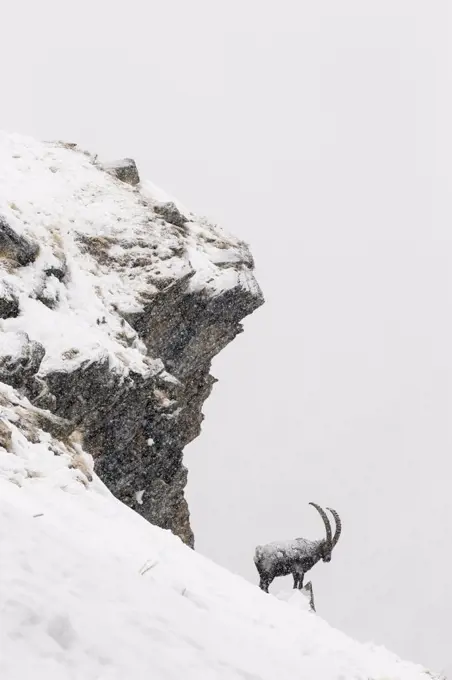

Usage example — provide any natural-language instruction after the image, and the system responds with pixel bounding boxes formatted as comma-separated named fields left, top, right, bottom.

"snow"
left=135, top=489, right=145, bottom=505
left=0, top=130, right=441, bottom=679
left=0, top=132, right=262, bottom=377
left=0, top=330, right=27, bottom=356
left=276, top=589, right=312, bottom=612
left=0, top=388, right=439, bottom=680
left=255, top=537, right=323, bottom=573
left=142, top=179, right=194, bottom=218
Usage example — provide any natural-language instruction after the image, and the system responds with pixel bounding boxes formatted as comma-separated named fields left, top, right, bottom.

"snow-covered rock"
left=0, top=396, right=440, bottom=680
left=0, top=132, right=264, bottom=544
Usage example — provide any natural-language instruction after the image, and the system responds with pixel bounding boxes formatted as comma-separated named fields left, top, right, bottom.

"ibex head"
left=309, top=502, right=342, bottom=563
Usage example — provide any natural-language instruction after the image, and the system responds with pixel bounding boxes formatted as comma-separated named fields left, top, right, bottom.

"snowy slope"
left=0, top=386, right=439, bottom=680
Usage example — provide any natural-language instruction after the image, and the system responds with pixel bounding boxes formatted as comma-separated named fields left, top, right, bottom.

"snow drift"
left=0, top=384, right=439, bottom=679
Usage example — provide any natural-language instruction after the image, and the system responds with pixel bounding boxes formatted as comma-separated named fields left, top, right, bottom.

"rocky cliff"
left=0, top=132, right=263, bottom=545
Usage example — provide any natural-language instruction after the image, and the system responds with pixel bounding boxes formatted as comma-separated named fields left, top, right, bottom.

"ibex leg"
left=293, top=573, right=304, bottom=589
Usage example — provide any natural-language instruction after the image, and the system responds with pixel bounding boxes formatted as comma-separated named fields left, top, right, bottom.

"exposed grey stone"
left=43, top=358, right=195, bottom=546
left=28, top=377, right=57, bottom=411
left=29, top=405, right=74, bottom=441
left=0, top=391, right=90, bottom=488
left=44, top=257, right=67, bottom=281
left=36, top=277, right=60, bottom=310
left=57, top=141, right=78, bottom=150
left=0, top=333, right=45, bottom=391
left=0, top=216, right=39, bottom=266
left=0, top=285, right=20, bottom=319
left=128, top=280, right=263, bottom=380
left=153, top=201, right=188, bottom=229
left=101, top=158, right=140, bottom=186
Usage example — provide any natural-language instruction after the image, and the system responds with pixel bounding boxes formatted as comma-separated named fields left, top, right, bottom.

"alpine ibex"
left=254, top=503, right=342, bottom=593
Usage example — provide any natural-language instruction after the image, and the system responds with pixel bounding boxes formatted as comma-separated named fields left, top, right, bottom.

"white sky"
left=2, top=1, right=451, bottom=675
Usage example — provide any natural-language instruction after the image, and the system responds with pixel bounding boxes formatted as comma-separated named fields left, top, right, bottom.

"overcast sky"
left=2, top=1, right=451, bottom=675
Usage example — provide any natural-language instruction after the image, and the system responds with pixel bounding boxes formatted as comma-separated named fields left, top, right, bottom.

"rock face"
left=101, top=158, right=141, bottom=186
left=0, top=133, right=263, bottom=545
left=0, top=282, right=20, bottom=319
left=0, top=215, right=39, bottom=265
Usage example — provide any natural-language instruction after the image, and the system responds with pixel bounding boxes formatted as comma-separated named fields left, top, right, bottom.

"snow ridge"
left=0, top=132, right=261, bottom=377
